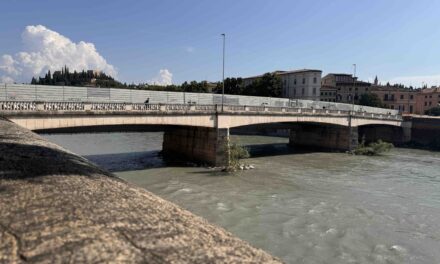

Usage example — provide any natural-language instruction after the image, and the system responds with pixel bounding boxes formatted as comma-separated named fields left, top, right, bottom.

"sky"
left=1, top=0, right=440, bottom=87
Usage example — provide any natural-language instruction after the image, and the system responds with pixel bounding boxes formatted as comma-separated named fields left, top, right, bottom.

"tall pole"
left=352, top=64, right=356, bottom=111
left=221, top=33, right=225, bottom=112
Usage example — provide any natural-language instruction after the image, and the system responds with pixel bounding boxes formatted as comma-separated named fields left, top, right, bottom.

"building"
left=320, top=87, right=337, bottom=102
left=370, top=86, right=418, bottom=114
left=321, top=73, right=371, bottom=104
left=242, top=69, right=322, bottom=100
left=415, top=87, right=440, bottom=114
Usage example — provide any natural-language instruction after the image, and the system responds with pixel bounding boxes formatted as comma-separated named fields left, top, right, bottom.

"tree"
left=358, top=93, right=385, bottom=108
left=242, top=73, right=282, bottom=97
left=425, top=106, right=440, bottom=116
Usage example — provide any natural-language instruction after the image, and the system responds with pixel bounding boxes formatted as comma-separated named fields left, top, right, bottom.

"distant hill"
left=31, top=66, right=124, bottom=88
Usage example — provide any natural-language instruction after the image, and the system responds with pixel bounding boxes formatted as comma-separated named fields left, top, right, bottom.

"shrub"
left=226, top=143, right=250, bottom=171
left=353, top=140, right=393, bottom=156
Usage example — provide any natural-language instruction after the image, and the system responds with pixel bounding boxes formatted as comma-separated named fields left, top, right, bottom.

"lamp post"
left=352, top=63, right=356, bottom=110
left=221, top=33, right=225, bottom=112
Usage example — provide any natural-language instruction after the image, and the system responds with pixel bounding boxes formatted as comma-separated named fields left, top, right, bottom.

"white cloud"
left=387, top=74, right=440, bottom=87
left=0, top=76, right=14, bottom=84
left=149, top=69, right=173, bottom=86
left=0, top=25, right=116, bottom=83
left=185, top=46, right=195, bottom=53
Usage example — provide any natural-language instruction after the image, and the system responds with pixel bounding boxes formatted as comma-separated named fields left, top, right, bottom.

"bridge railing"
left=0, top=101, right=403, bottom=121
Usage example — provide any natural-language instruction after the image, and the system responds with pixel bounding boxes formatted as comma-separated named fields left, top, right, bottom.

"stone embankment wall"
left=407, top=116, right=440, bottom=149
left=0, top=118, right=279, bottom=263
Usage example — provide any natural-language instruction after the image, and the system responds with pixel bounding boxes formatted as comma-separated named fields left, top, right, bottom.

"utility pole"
left=221, top=33, right=225, bottom=112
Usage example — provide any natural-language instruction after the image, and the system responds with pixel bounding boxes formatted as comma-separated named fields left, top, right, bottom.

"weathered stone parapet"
left=163, top=126, right=230, bottom=166
left=0, top=118, right=278, bottom=263
left=289, top=123, right=358, bottom=151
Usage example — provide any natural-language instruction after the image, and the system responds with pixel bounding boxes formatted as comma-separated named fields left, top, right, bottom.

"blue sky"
left=1, top=0, right=439, bottom=87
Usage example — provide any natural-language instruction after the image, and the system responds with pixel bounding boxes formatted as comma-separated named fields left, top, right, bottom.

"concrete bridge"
left=1, top=101, right=408, bottom=166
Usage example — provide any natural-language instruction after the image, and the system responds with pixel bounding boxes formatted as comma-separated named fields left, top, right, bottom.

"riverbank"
left=0, top=118, right=280, bottom=263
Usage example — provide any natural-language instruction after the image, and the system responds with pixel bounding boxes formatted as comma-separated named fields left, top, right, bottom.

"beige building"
left=243, top=69, right=322, bottom=100
left=322, top=73, right=371, bottom=104
left=370, top=86, right=418, bottom=114
left=415, top=87, right=440, bottom=114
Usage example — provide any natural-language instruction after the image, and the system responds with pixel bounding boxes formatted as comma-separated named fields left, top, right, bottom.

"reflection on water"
left=43, top=132, right=440, bottom=264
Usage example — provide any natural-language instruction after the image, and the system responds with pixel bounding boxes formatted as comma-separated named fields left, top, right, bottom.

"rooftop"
left=243, top=69, right=322, bottom=79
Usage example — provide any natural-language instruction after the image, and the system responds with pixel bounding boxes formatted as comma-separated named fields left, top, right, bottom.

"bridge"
left=1, top=100, right=408, bottom=166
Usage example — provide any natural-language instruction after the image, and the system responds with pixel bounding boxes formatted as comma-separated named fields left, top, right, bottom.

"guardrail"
left=0, top=101, right=402, bottom=121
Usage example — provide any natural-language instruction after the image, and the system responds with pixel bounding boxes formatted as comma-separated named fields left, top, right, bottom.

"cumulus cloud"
left=0, top=25, right=116, bottom=83
left=149, top=69, right=173, bottom=86
left=387, top=74, right=440, bottom=87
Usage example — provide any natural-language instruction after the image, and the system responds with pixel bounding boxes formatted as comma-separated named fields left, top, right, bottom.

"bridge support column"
left=289, top=124, right=358, bottom=151
left=163, top=127, right=230, bottom=166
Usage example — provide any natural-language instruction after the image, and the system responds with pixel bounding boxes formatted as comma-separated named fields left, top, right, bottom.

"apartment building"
left=415, top=87, right=440, bottom=114
left=370, top=86, right=418, bottom=114
left=321, top=73, right=371, bottom=104
left=243, top=69, right=322, bottom=100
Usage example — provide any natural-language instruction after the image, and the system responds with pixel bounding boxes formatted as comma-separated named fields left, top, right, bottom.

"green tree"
left=243, top=73, right=282, bottom=97
left=358, top=93, right=384, bottom=108
left=425, top=106, right=440, bottom=116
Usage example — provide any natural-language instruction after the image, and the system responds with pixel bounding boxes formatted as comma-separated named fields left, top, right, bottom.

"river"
left=43, top=132, right=440, bottom=264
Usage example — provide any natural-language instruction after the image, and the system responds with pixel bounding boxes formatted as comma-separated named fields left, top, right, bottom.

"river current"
left=43, top=132, right=440, bottom=264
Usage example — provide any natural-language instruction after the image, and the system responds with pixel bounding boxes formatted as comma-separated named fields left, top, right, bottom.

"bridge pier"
left=289, top=123, right=358, bottom=151
left=163, top=126, right=230, bottom=166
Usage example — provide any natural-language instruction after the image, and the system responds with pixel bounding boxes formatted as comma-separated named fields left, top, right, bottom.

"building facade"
left=415, top=87, right=440, bottom=114
left=243, top=69, right=322, bottom=100
left=370, top=86, right=418, bottom=114
left=321, top=73, right=371, bottom=104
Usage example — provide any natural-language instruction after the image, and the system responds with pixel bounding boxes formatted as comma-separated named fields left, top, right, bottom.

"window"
left=294, top=79, right=297, bottom=85
left=429, top=95, right=432, bottom=98
left=349, top=88, right=352, bottom=91
left=410, top=95, right=414, bottom=100
left=313, top=87, right=316, bottom=95
left=429, top=102, right=432, bottom=106
left=302, top=88, right=305, bottom=95
left=355, top=87, right=358, bottom=91
left=366, top=88, right=369, bottom=91
left=293, top=89, right=296, bottom=95
left=302, top=78, right=306, bottom=84
left=391, top=94, right=395, bottom=100
left=321, top=92, right=324, bottom=96
left=384, top=94, right=389, bottom=101
left=313, top=77, right=317, bottom=84
left=410, top=105, right=413, bottom=113
left=425, top=102, right=428, bottom=106
left=390, top=105, right=394, bottom=109
left=402, top=105, right=405, bottom=111
left=400, top=94, right=404, bottom=99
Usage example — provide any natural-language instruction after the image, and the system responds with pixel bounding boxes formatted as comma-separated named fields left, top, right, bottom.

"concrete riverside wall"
left=289, top=123, right=358, bottom=151
left=0, top=118, right=278, bottom=263
left=163, top=126, right=230, bottom=166
left=408, top=116, right=440, bottom=149
left=357, top=125, right=410, bottom=145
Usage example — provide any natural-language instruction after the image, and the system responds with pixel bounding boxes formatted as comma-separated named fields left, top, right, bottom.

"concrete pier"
left=289, top=123, right=358, bottom=151
left=0, top=118, right=279, bottom=263
left=163, top=126, right=230, bottom=166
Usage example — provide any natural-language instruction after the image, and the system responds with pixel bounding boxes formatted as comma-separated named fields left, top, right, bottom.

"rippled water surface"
left=44, top=132, right=440, bottom=264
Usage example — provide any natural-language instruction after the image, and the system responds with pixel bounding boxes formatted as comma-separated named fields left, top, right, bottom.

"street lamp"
left=352, top=63, right=356, bottom=109
left=221, top=33, right=225, bottom=112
